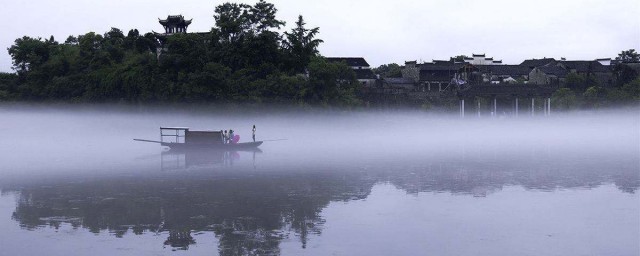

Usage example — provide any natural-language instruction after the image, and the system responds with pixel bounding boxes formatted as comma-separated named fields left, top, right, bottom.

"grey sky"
left=1, top=0, right=638, bottom=72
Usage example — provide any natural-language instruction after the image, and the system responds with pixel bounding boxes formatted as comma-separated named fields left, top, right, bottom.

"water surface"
left=0, top=106, right=638, bottom=255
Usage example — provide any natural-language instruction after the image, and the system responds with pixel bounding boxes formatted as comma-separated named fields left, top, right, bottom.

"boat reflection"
left=5, top=149, right=639, bottom=253
left=9, top=168, right=373, bottom=253
left=161, top=147, right=262, bottom=171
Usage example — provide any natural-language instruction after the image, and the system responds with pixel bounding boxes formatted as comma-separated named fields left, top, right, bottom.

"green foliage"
left=564, top=73, right=598, bottom=92
left=582, top=86, right=605, bottom=108
left=0, top=72, right=17, bottom=100
left=616, top=49, right=640, bottom=63
left=449, top=55, right=468, bottom=63
left=7, top=36, right=52, bottom=74
left=552, top=88, right=577, bottom=110
left=552, top=76, right=639, bottom=108
left=613, top=63, right=639, bottom=87
left=621, top=77, right=640, bottom=101
left=282, top=15, right=323, bottom=73
left=306, top=57, right=360, bottom=106
left=373, top=63, right=401, bottom=78
left=3, top=1, right=361, bottom=107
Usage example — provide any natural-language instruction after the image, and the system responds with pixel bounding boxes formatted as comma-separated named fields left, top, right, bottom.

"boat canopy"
left=160, top=127, right=190, bottom=130
left=160, top=127, right=225, bottom=145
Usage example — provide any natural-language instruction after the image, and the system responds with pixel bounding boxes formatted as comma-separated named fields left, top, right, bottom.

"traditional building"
left=520, top=58, right=557, bottom=69
left=528, top=63, right=568, bottom=85
left=379, top=77, right=416, bottom=94
left=402, top=61, right=480, bottom=92
left=153, top=15, right=193, bottom=47
left=475, top=65, right=531, bottom=84
left=558, top=60, right=613, bottom=86
left=326, top=57, right=376, bottom=86
left=596, top=58, right=612, bottom=66
left=159, top=15, right=192, bottom=34
left=463, top=54, right=503, bottom=65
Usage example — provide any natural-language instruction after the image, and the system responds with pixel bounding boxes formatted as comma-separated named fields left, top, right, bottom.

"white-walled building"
left=463, top=54, right=502, bottom=65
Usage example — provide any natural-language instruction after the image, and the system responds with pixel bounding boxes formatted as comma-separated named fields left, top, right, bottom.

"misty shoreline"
left=1, top=101, right=639, bottom=117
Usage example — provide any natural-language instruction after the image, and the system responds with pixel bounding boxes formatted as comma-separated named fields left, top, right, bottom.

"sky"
left=0, top=0, right=638, bottom=72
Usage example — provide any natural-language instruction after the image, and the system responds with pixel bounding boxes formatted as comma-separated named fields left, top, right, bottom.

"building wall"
left=528, top=68, right=549, bottom=84
left=359, top=79, right=377, bottom=87
left=402, top=62, right=420, bottom=83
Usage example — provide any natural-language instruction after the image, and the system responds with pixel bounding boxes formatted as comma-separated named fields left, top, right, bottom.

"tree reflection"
left=10, top=171, right=374, bottom=253
left=6, top=147, right=638, bottom=253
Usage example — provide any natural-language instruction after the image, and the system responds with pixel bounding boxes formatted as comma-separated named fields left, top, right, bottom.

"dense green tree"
left=551, top=88, right=578, bottom=110
left=621, top=77, right=640, bottom=101
left=373, top=63, right=402, bottom=78
left=0, top=72, right=17, bottom=100
left=250, top=0, right=285, bottom=33
left=283, top=15, right=323, bottom=73
left=583, top=86, right=606, bottom=108
left=64, top=35, right=78, bottom=45
left=306, top=57, right=359, bottom=106
left=612, top=63, right=639, bottom=87
left=0, top=1, right=380, bottom=107
left=450, top=55, right=469, bottom=63
left=214, top=3, right=252, bottom=43
left=616, top=49, right=640, bottom=63
left=564, top=73, right=598, bottom=92
left=7, top=36, right=51, bottom=74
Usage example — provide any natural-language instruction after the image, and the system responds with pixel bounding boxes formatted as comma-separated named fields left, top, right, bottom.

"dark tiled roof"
left=327, top=57, right=370, bottom=67
left=419, top=63, right=464, bottom=71
left=520, top=58, right=556, bottom=68
left=560, top=60, right=610, bottom=73
left=354, top=69, right=376, bottom=79
left=417, top=63, right=480, bottom=82
left=537, top=64, right=568, bottom=78
left=476, top=65, right=531, bottom=76
left=159, top=15, right=192, bottom=26
left=419, top=70, right=455, bottom=82
left=419, top=63, right=463, bottom=82
left=472, top=53, right=485, bottom=57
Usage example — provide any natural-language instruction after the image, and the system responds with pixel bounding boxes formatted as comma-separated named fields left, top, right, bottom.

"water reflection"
left=4, top=146, right=638, bottom=254
left=161, top=148, right=262, bottom=171
left=8, top=167, right=374, bottom=253
left=0, top=108, right=638, bottom=254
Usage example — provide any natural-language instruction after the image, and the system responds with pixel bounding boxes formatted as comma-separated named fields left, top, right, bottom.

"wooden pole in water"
left=531, top=98, right=535, bottom=116
left=515, top=97, right=519, bottom=118
left=493, top=96, right=497, bottom=117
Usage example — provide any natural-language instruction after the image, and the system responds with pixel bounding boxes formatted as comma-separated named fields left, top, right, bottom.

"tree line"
left=0, top=1, right=361, bottom=107
left=551, top=50, right=640, bottom=109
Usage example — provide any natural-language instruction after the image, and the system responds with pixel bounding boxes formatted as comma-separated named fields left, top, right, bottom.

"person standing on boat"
left=252, top=125, right=256, bottom=142
left=229, top=129, right=234, bottom=144
left=223, top=130, right=228, bottom=144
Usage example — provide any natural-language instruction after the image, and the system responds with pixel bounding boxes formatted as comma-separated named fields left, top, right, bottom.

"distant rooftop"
left=520, top=58, right=556, bottom=68
left=326, top=57, right=370, bottom=67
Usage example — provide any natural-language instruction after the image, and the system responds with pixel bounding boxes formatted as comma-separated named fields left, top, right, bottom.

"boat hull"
left=160, top=141, right=263, bottom=151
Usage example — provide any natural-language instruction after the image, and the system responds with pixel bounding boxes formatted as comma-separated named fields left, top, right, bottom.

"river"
left=0, top=105, right=638, bottom=255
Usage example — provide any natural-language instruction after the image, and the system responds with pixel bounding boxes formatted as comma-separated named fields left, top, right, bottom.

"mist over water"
left=0, top=104, right=638, bottom=255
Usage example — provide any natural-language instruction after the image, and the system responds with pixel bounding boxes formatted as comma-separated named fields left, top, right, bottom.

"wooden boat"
left=134, top=127, right=263, bottom=150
